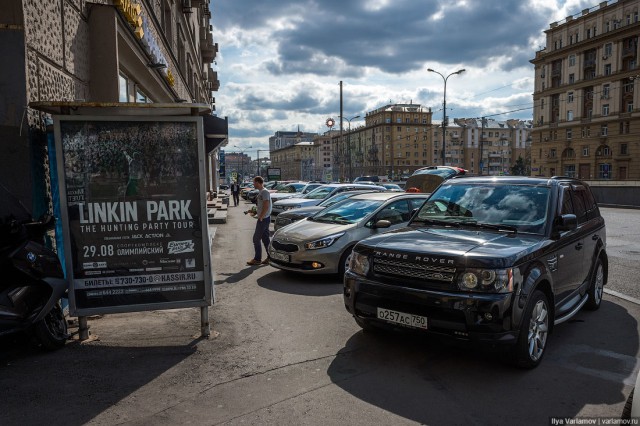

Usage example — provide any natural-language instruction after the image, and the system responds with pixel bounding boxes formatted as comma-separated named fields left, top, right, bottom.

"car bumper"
left=269, top=246, right=341, bottom=274
left=343, top=271, right=518, bottom=343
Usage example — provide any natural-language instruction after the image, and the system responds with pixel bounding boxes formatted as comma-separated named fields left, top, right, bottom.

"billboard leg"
left=79, top=316, right=90, bottom=341
left=200, top=306, right=210, bottom=337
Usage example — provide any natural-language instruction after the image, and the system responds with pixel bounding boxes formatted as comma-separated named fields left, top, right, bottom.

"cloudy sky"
left=211, top=0, right=595, bottom=158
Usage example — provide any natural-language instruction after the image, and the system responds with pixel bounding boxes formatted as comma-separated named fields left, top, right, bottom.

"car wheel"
left=34, top=302, right=68, bottom=351
left=622, top=387, right=634, bottom=420
left=338, top=246, right=353, bottom=279
left=585, top=257, right=604, bottom=311
left=511, top=290, right=549, bottom=369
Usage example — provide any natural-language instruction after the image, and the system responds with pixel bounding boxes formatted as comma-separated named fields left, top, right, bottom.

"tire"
left=511, top=290, right=550, bottom=369
left=355, top=317, right=381, bottom=333
left=585, top=257, right=604, bottom=311
left=34, top=302, right=68, bottom=350
left=622, top=387, right=634, bottom=420
left=338, top=246, right=353, bottom=279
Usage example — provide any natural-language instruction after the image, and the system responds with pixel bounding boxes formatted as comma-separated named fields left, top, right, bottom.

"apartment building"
left=530, top=0, right=640, bottom=179
left=1, top=0, right=221, bottom=213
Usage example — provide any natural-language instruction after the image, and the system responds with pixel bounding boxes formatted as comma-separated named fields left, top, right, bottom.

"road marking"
left=605, top=288, right=640, bottom=306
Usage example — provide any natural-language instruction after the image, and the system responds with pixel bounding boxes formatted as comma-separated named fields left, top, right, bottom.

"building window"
left=603, top=84, right=610, bottom=98
left=549, top=148, right=557, bottom=158
left=627, top=101, right=634, bottom=112
left=604, top=64, right=611, bottom=76
left=601, top=124, right=608, bottom=136
left=118, top=73, right=129, bottom=102
left=135, top=88, right=151, bottom=103
left=567, top=110, right=574, bottom=121
left=582, top=146, right=589, bottom=156
left=569, top=54, right=576, bottom=66
left=602, top=104, right=609, bottom=116
left=620, top=143, right=628, bottom=155
left=567, top=92, right=574, bottom=102
left=564, top=164, right=576, bottom=177
left=566, top=129, right=572, bottom=139
left=604, top=43, right=612, bottom=56
left=598, top=163, right=611, bottom=179
left=569, top=73, right=575, bottom=84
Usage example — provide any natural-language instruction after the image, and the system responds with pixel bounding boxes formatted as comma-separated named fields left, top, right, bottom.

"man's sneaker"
left=246, top=259, right=261, bottom=266
left=261, top=258, right=270, bottom=265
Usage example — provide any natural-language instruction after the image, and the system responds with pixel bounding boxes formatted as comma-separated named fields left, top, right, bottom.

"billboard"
left=267, top=167, right=281, bottom=181
left=54, top=116, right=213, bottom=316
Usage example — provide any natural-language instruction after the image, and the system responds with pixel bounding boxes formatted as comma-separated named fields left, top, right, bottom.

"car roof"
left=348, top=192, right=428, bottom=201
left=441, top=175, right=583, bottom=187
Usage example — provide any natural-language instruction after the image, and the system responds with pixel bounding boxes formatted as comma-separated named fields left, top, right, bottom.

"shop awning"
left=203, top=114, right=228, bottom=153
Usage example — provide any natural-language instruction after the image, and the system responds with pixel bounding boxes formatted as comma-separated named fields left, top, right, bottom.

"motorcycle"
left=0, top=185, right=68, bottom=350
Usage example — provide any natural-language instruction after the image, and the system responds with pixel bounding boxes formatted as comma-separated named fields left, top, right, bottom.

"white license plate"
left=377, top=308, right=428, bottom=329
left=270, top=250, right=290, bottom=263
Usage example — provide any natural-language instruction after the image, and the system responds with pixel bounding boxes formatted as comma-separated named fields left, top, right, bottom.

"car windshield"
left=311, top=199, right=384, bottom=224
left=414, top=184, right=550, bottom=234
left=317, top=191, right=361, bottom=207
left=277, top=183, right=301, bottom=193
left=303, top=186, right=336, bottom=200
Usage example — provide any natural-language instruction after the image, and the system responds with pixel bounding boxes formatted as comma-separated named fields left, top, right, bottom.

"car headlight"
left=283, top=205, right=301, bottom=211
left=457, top=268, right=513, bottom=292
left=349, top=252, right=370, bottom=276
left=304, top=232, right=345, bottom=250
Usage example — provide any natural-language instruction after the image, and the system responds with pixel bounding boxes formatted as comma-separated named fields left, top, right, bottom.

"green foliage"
left=511, top=156, right=527, bottom=176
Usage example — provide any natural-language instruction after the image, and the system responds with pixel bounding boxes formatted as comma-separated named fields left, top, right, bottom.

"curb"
left=604, top=288, right=640, bottom=306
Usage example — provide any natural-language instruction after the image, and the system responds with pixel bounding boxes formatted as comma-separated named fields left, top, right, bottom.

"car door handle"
left=575, top=243, right=583, bottom=250
left=592, top=234, right=599, bottom=241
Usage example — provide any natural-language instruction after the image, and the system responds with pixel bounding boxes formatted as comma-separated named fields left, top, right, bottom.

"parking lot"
left=1, top=204, right=638, bottom=425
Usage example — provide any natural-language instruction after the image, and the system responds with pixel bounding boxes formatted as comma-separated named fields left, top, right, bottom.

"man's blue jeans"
left=253, top=216, right=271, bottom=261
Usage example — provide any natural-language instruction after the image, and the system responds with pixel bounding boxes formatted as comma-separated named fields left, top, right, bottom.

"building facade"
left=1, top=0, right=221, bottom=214
left=530, top=0, right=640, bottom=179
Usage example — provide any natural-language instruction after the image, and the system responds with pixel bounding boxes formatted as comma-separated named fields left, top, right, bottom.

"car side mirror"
left=554, top=214, right=577, bottom=234
left=373, top=219, right=392, bottom=229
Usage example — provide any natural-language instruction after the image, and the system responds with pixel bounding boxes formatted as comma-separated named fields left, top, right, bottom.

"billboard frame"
left=53, top=115, right=213, bottom=318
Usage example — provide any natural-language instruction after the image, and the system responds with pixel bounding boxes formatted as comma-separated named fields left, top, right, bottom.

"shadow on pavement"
left=256, top=269, right=342, bottom=296
left=327, top=299, right=638, bottom=424
left=0, top=338, right=198, bottom=426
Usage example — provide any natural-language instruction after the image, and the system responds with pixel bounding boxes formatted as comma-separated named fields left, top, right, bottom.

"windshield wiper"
left=459, top=221, right=518, bottom=233
left=412, top=218, right=460, bottom=227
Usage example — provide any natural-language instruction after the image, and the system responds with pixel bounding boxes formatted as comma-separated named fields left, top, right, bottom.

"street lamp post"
left=339, top=115, right=360, bottom=181
left=428, top=68, right=465, bottom=166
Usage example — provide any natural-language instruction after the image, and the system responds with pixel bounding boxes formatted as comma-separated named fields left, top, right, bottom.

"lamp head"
left=427, top=68, right=435, bottom=72
left=456, top=69, right=466, bottom=74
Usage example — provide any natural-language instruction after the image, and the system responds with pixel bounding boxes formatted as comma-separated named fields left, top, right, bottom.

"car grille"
left=272, top=240, right=299, bottom=253
left=372, top=258, right=456, bottom=283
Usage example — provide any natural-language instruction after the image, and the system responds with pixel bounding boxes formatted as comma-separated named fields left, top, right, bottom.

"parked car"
left=271, top=183, right=386, bottom=216
left=240, top=183, right=254, bottom=199
left=353, top=176, right=381, bottom=183
left=273, top=189, right=380, bottom=231
left=247, top=181, right=294, bottom=203
left=382, top=183, right=403, bottom=192
left=403, top=166, right=468, bottom=193
left=268, top=192, right=429, bottom=277
left=344, top=176, right=607, bottom=368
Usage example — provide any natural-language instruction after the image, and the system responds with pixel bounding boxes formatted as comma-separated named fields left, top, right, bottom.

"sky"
left=210, top=0, right=596, bottom=159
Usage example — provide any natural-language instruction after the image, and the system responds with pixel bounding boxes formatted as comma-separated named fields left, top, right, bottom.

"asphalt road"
left=1, top=202, right=639, bottom=425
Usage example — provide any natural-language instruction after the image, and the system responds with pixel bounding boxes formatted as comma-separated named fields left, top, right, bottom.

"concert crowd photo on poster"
left=55, top=116, right=212, bottom=315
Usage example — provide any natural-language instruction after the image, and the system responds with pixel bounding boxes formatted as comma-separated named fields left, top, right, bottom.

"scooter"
left=0, top=186, right=68, bottom=350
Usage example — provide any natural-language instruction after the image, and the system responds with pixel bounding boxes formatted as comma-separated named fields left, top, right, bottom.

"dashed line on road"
left=605, top=288, right=640, bottom=305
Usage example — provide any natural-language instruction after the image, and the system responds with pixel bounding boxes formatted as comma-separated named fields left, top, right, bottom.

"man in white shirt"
left=247, top=176, right=272, bottom=265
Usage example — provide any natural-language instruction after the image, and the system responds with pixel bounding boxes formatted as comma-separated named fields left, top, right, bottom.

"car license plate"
left=270, top=250, right=290, bottom=263
left=377, top=308, right=428, bottom=329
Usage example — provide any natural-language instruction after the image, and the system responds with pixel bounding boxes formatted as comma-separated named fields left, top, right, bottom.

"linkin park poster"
left=54, top=116, right=212, bottom=315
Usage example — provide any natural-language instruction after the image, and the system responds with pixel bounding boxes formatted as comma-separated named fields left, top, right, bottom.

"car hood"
left=280, top=206, right=324, bottom=218
left=273, top=217, right=355, bottom=242
left=274, top=198, right=321, bottom=207
left=356, top=227, right=546, bottom=268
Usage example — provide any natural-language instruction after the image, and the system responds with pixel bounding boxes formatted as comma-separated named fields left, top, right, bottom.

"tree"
left=511, top=156, right=527, bottom=176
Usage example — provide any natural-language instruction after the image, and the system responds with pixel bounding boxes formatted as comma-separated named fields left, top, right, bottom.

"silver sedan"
left=268, top=192, right=428, bottom=277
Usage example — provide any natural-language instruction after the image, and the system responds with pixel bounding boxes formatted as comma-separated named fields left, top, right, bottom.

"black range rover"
left=344, top=176, right=607, bottom=368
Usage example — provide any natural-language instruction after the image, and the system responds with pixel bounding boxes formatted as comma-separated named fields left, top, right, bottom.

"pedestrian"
left=246, top=176, right=272, bottom=266
left=230, top=180, right=240, bottom=206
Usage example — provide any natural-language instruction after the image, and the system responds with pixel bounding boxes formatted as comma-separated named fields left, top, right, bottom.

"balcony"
left=207, top=68, right=219, bottom=91
left=201, top=41, right=218, bottom=64
left=622, top=46, right=637, bottom=58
